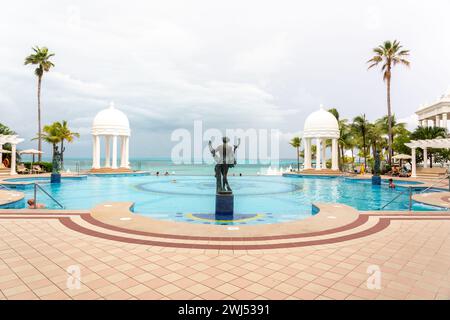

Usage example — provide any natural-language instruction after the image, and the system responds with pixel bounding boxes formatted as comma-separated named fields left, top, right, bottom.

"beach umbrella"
left=19, top=149, right=44, bottom=173
left=392, top=154, right=412, bottom=160
left=393, top=154, right=412, bottom=168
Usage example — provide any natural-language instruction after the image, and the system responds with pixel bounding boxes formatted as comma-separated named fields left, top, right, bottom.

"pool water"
left=2, top=175, right=445, bottom=225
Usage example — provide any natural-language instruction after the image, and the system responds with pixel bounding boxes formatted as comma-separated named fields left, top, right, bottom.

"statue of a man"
left=209, top=137, right=240, bottom=194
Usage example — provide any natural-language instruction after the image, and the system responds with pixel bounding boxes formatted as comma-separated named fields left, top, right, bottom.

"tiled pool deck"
left=0, top=174, right=449, bottom=300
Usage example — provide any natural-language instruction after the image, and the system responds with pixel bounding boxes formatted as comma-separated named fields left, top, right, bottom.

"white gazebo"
left=405, top=138, right=450, bottom=178
left=416, top=87, right=450, bottom=128
left=302, top=106, right=340, bottom=171
left=91, top=102, right=131, bottom=171
left=0, top=135, right=24, bottom=175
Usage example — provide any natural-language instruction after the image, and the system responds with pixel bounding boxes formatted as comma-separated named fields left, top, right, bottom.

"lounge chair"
left=17, top=163, right=29, bottom=174
left=32, top=165, right=44, bottom=174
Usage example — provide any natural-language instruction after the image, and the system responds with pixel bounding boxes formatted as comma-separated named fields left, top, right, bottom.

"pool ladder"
left=379, top=186, right=413, bottom=211
left=419, top=174, right=449, bottom=194
left=33, top=183, right=64, bottom=209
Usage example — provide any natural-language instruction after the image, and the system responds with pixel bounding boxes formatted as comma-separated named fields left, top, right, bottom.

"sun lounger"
left=32, top=165, right=44, bottom=174
left=17, top=164, right=29, bottom=174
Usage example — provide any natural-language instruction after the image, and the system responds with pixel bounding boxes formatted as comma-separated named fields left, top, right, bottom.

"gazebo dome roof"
left=92, top=102, right=130, bottom=136
left=303, top=105, right=339, bottom=139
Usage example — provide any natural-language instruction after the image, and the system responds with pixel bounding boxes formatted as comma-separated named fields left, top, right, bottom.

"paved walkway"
left=1, top=208, right=449, bottom=300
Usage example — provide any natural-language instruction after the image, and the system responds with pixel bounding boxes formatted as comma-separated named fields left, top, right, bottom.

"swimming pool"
left=1, top=175, right=445, bottom=225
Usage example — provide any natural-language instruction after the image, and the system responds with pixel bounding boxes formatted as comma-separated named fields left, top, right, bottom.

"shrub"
left=23, top=161, right=53, bottom=172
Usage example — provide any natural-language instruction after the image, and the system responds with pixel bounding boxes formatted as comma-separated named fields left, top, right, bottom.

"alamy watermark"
left=66, top=265, right=81, bottom=290
left=366, top=265, right=381, bottom=290
left=171, top=120, right=280, bottom=165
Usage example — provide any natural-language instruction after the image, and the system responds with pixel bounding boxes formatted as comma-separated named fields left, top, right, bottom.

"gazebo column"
left=120, top=136, right=127, bottom=168
left=10, top=144, right=16, bottom=175
left=112, top=135, right=118, bottom=169
left=421, top=120, right=427, bottom=127
left=94, top=135, right=101, bottom=169
left=331, top=138, right=339, bottom=171
left=436, top=115, right=441, bottom=127
left=315, top=138, right=321, bottom=170
left=104, top=136, right=111, bottom=167
left=304, top=138, right=311, bottom=170
left=411, top=148, right=417, bottom=178
left=423, top=147, right=428, bottom=168
left=321, top=139, right=327, bottom=169
left=92, top=136, right=96, bottom=168
left=443, top=114, right=448, bottom=129
left=126, top=137, right=130, bottom=168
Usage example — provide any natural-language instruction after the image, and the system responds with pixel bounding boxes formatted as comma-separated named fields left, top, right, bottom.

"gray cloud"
left=0, top=0, right=449, bottom=159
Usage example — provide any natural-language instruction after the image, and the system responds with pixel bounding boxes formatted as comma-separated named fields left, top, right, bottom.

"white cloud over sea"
left=0, top=0, right=449, bottom=158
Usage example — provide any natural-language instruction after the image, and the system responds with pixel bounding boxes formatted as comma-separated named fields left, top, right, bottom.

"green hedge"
left=22, top=161, right=53, bottom=172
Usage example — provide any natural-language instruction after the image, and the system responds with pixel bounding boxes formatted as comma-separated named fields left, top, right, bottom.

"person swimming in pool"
left=388, top=178, right=395, bottom=189
left=27, top=199, right=45, bottom=209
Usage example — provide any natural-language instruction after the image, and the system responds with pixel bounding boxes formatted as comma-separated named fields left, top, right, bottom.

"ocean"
left=60, top=158, right=299, bottom=176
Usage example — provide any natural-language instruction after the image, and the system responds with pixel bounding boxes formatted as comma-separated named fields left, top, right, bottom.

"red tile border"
left=81, top=213, right=370, bottom=242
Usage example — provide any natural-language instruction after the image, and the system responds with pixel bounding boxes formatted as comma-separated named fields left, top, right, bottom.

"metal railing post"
left=408, top=187, right=412, bottom=211
left=33, top=183, right=37, bottom=209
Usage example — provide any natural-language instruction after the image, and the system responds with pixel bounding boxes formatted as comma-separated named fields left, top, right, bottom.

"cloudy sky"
left=0, top=0, right=449, bottom=159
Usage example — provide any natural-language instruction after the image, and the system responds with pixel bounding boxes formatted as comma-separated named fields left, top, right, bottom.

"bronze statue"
left=209, top=137, right=240, bottom=194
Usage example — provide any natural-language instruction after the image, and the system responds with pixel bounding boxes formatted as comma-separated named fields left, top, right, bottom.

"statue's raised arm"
left=208, top=140, right=215, bottom=157
left=234, top=138, right=241, bottom=152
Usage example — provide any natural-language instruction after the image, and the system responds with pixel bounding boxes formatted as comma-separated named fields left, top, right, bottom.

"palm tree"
left=35, top=122, right=62, bottom=163
left=367, top=40, right=410, bottom=165
left=351, top=114, right=370, bottom=170
left=56, top=120, right=80, bottom=169
left=410, top=126, right=447, bottom=167
left=367, top=122, right=386, bottom=159
left=289, top=137, right=301, bottom=172
left=0, top=123, right=15, bottom=135
left=376, top=115, right=406, bottom=153
left=328, top=108, right=350, bottom=170
left=24, top=46, right=55, bottom=161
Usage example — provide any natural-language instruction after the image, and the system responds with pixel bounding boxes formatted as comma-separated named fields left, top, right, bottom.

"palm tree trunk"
left=363, top=133, right=367, bottom=170
left=37, top=76, right=42, bottom=162
left=296, top=146, right=299, bottom=172
left=386, top=72, right=393, bottom=165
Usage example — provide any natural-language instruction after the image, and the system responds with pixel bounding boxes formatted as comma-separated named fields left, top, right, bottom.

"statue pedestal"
left=372, top=176, right=381, bottom=185
left=50, top=173, right=61, bottom=184
left=215, top=193, right=234, bottom=215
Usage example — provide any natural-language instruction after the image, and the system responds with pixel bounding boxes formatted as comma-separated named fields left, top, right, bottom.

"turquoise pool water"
left=2, top=175, right=445, bottom=225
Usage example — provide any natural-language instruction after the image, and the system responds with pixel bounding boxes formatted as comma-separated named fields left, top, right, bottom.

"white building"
left=91, top=102, right=131, bottom=171
left=302, top=106, right=340, bottom=171
left=0, top=135, right=24, bottom=175
left=416, top=88, right=450, bottom=128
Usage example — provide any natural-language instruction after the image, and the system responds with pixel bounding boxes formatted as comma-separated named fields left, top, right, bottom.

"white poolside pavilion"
left=405, top=138, right=450, bottom=178
left=302, top=106, right=340, bottom=171
left=0, top=135, right=24, bottom=175
left=91, top=102, right=131, bottom=171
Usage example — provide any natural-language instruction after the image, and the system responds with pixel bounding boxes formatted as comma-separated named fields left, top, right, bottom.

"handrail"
left=33, top=183, right=64, bottom=209
left=75, top=161, right=80, bottom=176
left=419, top=174, right=449, bottom=194
left=380, top=186, right=412, bottom=211
left=0, top=184, right=11, bottom=191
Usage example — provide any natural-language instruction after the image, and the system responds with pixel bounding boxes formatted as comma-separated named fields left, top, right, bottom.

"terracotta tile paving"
left=0, top=214, right=449, bottom=300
